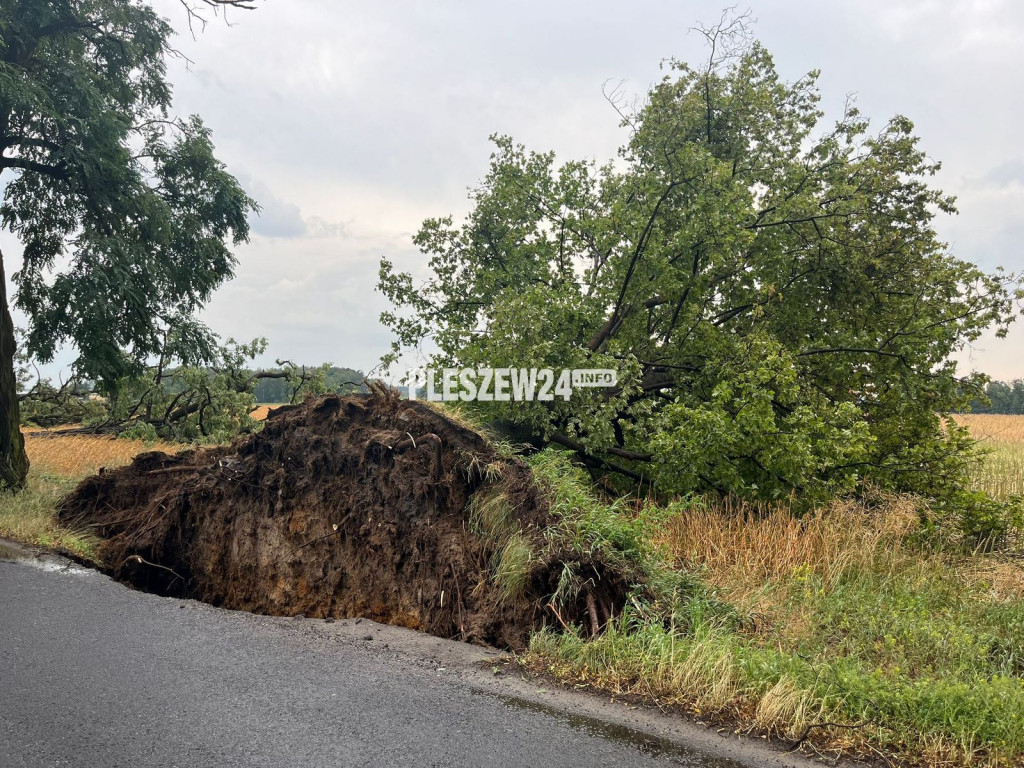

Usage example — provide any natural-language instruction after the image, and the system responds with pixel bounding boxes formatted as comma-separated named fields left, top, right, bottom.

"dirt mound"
left=58, top=390, right=628, bottom=648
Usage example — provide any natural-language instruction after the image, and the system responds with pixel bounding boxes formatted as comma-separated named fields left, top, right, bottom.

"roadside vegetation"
left=524, top=418, right=1024, bottom=766
left=371, top=15, right=1024, bottom=761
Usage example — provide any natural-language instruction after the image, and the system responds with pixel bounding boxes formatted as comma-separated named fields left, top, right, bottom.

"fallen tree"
left=377, top=16, right=1022, bottom=504
left=58, top=389, right=654, bottom=648
left=19, top=337, right=339, bottom=441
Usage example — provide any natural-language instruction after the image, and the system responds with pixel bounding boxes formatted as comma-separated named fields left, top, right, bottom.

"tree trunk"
left=0, top=247, right=28, bottom=489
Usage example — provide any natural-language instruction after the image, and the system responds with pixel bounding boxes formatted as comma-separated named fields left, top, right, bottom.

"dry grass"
left=24, top=430, right=181, bottom=479
left=659, top=492, right=1024, bottom=618
left=657, top=494, right=921, bottom=612
left=961, top=558, right=1024, bottom=602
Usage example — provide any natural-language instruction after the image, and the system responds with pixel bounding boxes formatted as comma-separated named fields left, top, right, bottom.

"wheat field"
left=249, top=404, right=289, bottom=421
left=1, top=431, right=183, bottom=555
left=22, top=407, right=283, bottom=478
left=953, top=413, right=1024, bottom=443
left=24, top=431, right=181, bottom=478
left=954, top=414, right=1024, bottom=497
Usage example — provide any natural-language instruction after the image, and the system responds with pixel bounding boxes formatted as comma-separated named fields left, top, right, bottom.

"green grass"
left=781, top=556, right=1024, bottom=758
left=530, top=562, right=1024, bottom=765
left=522, top=449, right=1024, bottom=767
left=531, top=615, right=1024, bottom=763
left=0, top=470, right=99, bottom=561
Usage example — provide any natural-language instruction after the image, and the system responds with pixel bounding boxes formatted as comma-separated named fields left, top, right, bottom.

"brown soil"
left=58, top=390, right=627, bottom=648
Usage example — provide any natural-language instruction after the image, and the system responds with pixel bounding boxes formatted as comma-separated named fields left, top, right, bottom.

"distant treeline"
left=969, top=379, right=1024, bottom=414
left=252, top=366, right=365, bottom=403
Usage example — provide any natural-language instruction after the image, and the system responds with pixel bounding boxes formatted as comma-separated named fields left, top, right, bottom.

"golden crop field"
left=249, top=404, right=280, bottom=421
left=24, top=431, right=181, bottom=479
left=954, top=413, right=1024, bottom=497
left=1, top=431, right=183, bottom=558
left=22, top=404, right=284, bottom=478
left=953, top=413, right=1024, bottom=443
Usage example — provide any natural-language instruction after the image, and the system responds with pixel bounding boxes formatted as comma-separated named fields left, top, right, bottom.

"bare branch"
left=178, top=0, right=258, bottom=34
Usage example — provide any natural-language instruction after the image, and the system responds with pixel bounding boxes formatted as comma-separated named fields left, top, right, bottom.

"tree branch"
left=0, top=156, right=68, bottom=180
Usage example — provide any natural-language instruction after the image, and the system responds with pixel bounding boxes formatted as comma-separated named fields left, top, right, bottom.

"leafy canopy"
left=0, top=0, right=256, bottom=382
left=379, top=26, right=1022, bottom=501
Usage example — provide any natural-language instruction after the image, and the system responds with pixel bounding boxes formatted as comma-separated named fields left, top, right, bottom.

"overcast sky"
left=10, top=0, right=1024, bottom=379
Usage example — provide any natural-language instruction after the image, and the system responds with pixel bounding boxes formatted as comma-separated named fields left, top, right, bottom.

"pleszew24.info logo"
left=406, top=368, right=617, bottom=402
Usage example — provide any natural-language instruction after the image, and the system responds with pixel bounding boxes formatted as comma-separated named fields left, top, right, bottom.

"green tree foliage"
left=325, top=366, right=365, bottom=395
left=13, top=329, right=100, bottom=427
left=0, top=0, right=256, bottom=486
left=970, top=380, right=1024, bottom=414
left=103, top=337, right=270, bottom=442
left=251, top=371, right=291, bottom=405
left=379, top=22, right=1021, bottom=502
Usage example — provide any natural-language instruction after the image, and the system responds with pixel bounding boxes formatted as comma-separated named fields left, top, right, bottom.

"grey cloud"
left=249, top=197, right=306, bottom=239
left=149, top=0, right=1024, bottom=379
left=306, top=216, right=350, bottom=239
left=981, top=160, right=1024, bottom=188
left=198, top=237, right=399, bottom=374
left=240, top=175, right=350, bottom=240
left=237, top=174, right=306, bottom=238
left=982, top=220, right=1024, bottom=274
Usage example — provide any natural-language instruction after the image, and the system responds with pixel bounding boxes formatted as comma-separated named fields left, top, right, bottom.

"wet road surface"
left=0, top=548, right=796, bottom=768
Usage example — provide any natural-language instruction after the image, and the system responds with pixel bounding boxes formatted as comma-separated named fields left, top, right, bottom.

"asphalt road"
left=0, top=549, right=798, bottom=768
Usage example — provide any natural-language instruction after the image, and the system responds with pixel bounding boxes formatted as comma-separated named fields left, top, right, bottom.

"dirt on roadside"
left=57, top=389, right=626, bottom=648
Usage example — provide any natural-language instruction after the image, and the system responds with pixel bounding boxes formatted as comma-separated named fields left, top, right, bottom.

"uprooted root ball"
left=58, top=390, right=635, bottom=648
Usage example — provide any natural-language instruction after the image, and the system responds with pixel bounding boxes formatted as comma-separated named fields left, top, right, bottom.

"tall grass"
left=658, top=494, right=921, bottom=611
left=0, top=471, right=97, bottom=559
